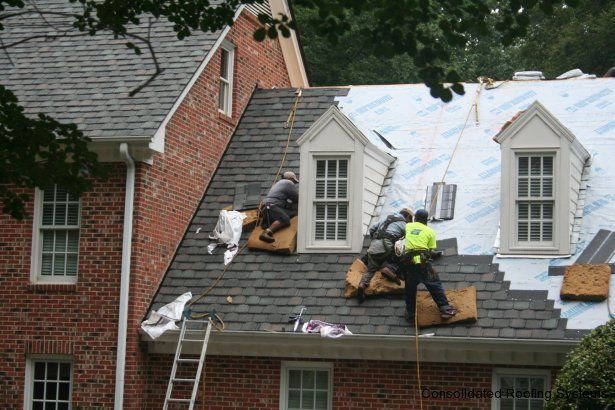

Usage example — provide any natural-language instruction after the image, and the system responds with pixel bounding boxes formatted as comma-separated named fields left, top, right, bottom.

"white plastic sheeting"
left=335, top=78, right=615, bottom=329
left=141, top=292, right=192, bottom=339
left=207, top=210, right=247, bottom=265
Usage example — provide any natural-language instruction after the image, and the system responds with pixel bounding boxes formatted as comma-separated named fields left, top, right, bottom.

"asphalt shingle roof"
left=0, top=0, right=226, bottom=138
left=149, top=87, right=587, bottom=340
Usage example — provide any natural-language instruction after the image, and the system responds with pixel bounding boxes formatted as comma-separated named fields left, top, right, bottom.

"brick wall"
left=124, top=10, right=291, bottom=408
left=0, top=166, right=126, bottom=407
left=143, top=355, right=555, bottom=409
left=0, top=8, right=291, bottom=408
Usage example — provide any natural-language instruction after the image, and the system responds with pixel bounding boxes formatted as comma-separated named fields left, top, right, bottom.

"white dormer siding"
left=495, top=101, right=590, bottom=256
left=297, top=106, right=395, bottom=253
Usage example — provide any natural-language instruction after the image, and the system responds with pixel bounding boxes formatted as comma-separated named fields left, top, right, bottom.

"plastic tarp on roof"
left=335, top=79, right=615, bottom=329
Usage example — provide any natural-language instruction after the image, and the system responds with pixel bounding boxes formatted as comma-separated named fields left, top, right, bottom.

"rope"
left=428, top=79, right=484, bottom=218
left=414, top=297, right=423, bottom=410
left=188, top=88, right=302, bottom=313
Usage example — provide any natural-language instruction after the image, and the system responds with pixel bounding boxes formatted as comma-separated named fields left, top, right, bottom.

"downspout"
left=115, top=143, right=135, bottom=409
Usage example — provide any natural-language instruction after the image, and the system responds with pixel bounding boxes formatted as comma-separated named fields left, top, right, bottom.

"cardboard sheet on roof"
left=247, top=217, right=297, bottom=254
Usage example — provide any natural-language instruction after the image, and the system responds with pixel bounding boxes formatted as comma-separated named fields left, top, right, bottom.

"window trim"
left=491, top=368, right=551, bottom=410
left=30, top=187, right=81, bottom=285
left=24, top=355, right=73, bottom=410
left=279, top=361, right=333, bottom=410
left=513, top=151, right=557, bottom=249
left=218, top=40, right=235, bottom=116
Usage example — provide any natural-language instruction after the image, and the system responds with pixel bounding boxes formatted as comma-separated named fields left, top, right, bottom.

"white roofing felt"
left=335, top=78, right=615, bottom=330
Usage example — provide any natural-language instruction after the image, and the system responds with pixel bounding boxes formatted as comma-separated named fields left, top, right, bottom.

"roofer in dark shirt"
left=259, top=171, right=299, bottom=243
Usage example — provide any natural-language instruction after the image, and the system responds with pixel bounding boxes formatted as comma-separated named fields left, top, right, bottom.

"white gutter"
left=115, top=143, right=136, bottom=409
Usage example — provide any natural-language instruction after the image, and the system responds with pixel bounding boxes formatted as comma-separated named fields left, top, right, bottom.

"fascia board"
left=143, top=330, right=578, bottom=366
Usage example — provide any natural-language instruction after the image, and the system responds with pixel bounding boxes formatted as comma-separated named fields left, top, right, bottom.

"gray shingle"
left=148, top=88, right=582, bottom=341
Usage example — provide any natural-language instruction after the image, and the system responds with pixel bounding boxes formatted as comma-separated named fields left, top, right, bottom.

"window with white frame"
left=280, top=362, right=332, bottom=410
left=314, top=158, right=349, bottom=243
left=492, top=368, right=550, bottom=410
left=516, top=154, right=554, bottom=244
left=25, top=358, right=73, bottom=410
left=218, top=42, right=234, bottom=115
left=32, top=185, right=80, bottom=283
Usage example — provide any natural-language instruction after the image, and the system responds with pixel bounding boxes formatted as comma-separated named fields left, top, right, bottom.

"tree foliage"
left=0, top=0, right=581, bottom=219
left=546, top=320, right=615, bottom=409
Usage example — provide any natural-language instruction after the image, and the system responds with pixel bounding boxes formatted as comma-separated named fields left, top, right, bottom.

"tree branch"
left=126, top=18, right=164, bottom=97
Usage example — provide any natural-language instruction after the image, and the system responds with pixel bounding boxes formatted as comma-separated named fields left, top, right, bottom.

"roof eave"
left=143, top=329, right=578, bottom=366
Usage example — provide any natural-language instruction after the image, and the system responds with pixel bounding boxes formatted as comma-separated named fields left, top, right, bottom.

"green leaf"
left=253, top=27, right=266, bottom=41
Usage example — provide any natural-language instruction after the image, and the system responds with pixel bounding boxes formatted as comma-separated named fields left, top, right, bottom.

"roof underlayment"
left=334, top=78, right=615, bottom=330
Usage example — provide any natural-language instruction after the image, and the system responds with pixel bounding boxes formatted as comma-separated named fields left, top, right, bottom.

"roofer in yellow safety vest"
left=402, top=209, right=457, bottom=323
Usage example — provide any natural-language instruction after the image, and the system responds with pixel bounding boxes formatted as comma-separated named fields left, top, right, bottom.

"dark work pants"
left=261, top=205, right=296, bottom=228
left=403, top=263, right=450, bottom=316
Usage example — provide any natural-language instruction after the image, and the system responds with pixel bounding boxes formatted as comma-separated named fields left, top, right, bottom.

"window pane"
left=338, top=203, right=348, bottom=220
left=518, top=157, right=528, bottom=176
left=518, top=178, right=528, bottom=197
left=58, top=382, right=70, bottom=400
left=42, top=232, right=54, bottom=252
left=542, top=222, right=553, bottom=241
left=530, top=204, right=541, bottom=219
left=326, top=160, right=336, bottom=178
left=326, top=204, right=337, bottom=220
left=66, top=255, right=78, bottom=276
left=55, top=231, right=67, bottom=252
left=530, top=377, right=545, bottom=392
left=220, top=49, right=229, bottom=78
left=302, top=370, right=315, bottom=389
left=58, top=404, right=68, bottom=410
left=315, top=371, right=328, bottom=389
left=301, top=390, right=314, bottom=409
left=54, top=203, right=67, bottom=225
left=501, top=376, right=514, bottom=390
left=289, top=370, right=301, bottom=389
left=47, top=362, right=58, bottom=380
left=530, top=157, right=541, bottom=175
left=530, top=178, right=541, bottom=197
left=45, top=382, right=57, bottom=400
left=315, top=391, right=328, bottom=409
left=518, top=222, right=528, bottom=241
left=326, top=223, right=336, bottom=240
left=44, top=187, right=55, bottom=202
left=218, top=81, right=228, bottom=111
left=542, top=178, right=553, bottom=197
left=316, top=160, right=326, bottom=178
left=542, top=203, right=553, bottom=219
left=68, top=191, right=79, bottom=201
left=67, top=231, right=79, bottom=252
left=337, top=222, right=347, bottom=240
left=53, top=254, right=66, bottom=275
left=45, top=402, right=55, bottom=410
left=67, top=204, right=79, bottom=225
left=530, top=399, right=545, bottom=410
left=315, top=181, right=325, bottom=198
left=543, top=156, right=553, bottom=175
left=315, top=222, right=324, bottom=240
left=55, top=186, right=68, bottom=201
left=326, top=181, right=336, bottom=199
left=530, top=222, right=541, bottom=241
left=338, top=180, right=347, bottom=198
left=33, top=402, right=44, bottom=410
left=518, top=203, right=528, bottom=219
left=41, top=254, right=53, bottom=276
left=59, top=363, right=71, bottom=381
left=34, top=381, right=45, bottom=399
left=315, top=204, right=325, bottom=220
left=338, top=160, right=348, bottom=178
left=288, top=390, right=301, bottom=409
left=516, top=400, right=529, bottom=410
left=42, top=204, right=54, bottom=225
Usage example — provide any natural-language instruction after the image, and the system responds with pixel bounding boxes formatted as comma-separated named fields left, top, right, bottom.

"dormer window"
left=297, top=106, right=395, bottom=253
left=495, top=101, right=590, bottom=256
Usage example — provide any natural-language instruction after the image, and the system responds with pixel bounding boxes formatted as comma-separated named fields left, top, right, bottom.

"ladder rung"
left=173, top=378, right=196, bottom=382
left=181, top=338, right=205, bottom=342
left=166, top=398, right=192, bottom=403
left=184, top=319, right=208, bottom=323
left=177, top=358, right=200, bottom=363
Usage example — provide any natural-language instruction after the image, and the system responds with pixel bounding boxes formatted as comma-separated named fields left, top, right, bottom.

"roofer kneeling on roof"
left=357, top=208, right=413, bottom=304
left=401, top=209, right=457, bottom=322
left=259, top=171, right=299, bottom=243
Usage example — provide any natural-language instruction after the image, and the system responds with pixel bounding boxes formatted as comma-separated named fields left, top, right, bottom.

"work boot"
left=380, top=266, right=401, bottom=285
left=259, top=229, right=275, bottom=243
left=357, top=284, right=366, bottom=304
left=439, top=306, right=458, bottom=320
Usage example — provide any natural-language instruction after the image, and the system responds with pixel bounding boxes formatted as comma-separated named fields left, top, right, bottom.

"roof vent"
left=512, top=71, right=545, bottom=81
left=233, top=182, right=261, bottom=211
left=425, top=182, right=457, bottom=220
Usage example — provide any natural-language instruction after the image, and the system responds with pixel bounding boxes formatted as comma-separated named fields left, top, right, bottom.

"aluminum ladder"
left=163, top=318, right=212, bottom=409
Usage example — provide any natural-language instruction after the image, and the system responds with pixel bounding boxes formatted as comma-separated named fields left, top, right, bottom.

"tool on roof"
left=288, top=306, right=307, bottom=332
left=163, top=318, right=212, bottom=410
